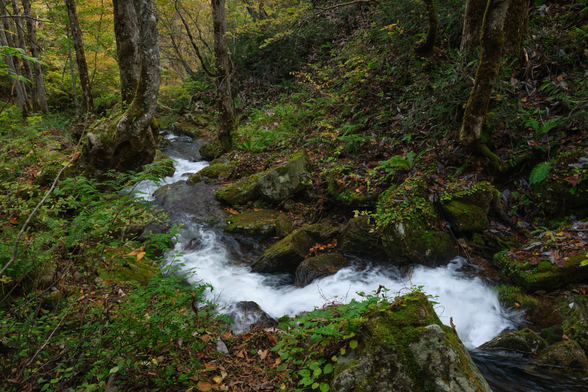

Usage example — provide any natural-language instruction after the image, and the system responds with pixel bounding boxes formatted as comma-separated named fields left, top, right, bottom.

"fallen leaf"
left=241, top=332, right=254, bottom=341
left=563, top=175, right=580, bottom=187
left=201, top=334, right=212, bottom=343
left=204, top=363, right=216, bottom=370
left=562, top=334, right=570, bottom=340
left=266, top=333, right=278, bottom=345
left=197, top=381, right=212, bottom=391
left=213, top=376, right=223, bottom=384
left=515, top=302, right=521, bottom=307
left=9, top=217, right=17, bottom=225
left=260, top=349, right=269, bottom=359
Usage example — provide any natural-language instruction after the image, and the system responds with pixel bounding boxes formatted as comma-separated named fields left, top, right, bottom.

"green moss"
left=187, top=161, right=235, bottom=184
left=326, top=169, right=377, bottom=207
left=98, top=258, right=160, bottom=286
left=224, top=209, right=287, bottom=237
left=214, top=173, right=261, bottom=206
left=495, top=284, right=540, bottom=309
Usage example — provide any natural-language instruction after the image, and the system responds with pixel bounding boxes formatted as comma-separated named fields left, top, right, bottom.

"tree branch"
left=314, top=0, right=377, bottom=12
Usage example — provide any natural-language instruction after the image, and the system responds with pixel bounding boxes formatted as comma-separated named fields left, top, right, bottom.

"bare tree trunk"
left=113, top=0, right=140, bottom=106
left=460, top=0, right=487, bottom=53
left=66, top=26, right=80, bottom=115
left=0, top=2, right=28, bottom=117
left=81, top=0, right=160, bottom=177
left=65, top=0, right=94, bottom=114
left=459, top=0, right=510, bottom=168
left=22, top=0, right=48, bottom=113
left=212, top=0, right=235, bottom=151
left=414, top=0, right=437, bottom=57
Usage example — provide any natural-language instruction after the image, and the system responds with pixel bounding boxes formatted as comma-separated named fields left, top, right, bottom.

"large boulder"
left=331, top=292, right=492, bottom=391
left=560, top=295, right=588, bottom=354
left=224, top=210, right=292, bottom=238
left=325, top=168, right=377, bottom=208
left=187, top=161, right=235, bottom=184
left=338, top=216, right=385, bottom=255
left=378, top=178, right=456, bottom=266
left=494, top=248, right=588, bottom=292
left=251, top=229, right=315, bottom=273
left=215, top=150, right=312, bottom=206
left=226, top=301, right=278, bottom=332
left=479, top=328, right=549, bottom=356
left=528, top=340, right=588, bottom=377
left=440, top=182, right=498, bottom=233
left=295, top=252, right=351, bottom=287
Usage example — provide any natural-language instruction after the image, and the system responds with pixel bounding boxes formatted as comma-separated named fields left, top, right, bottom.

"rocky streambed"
left=137, top=128, right=588, bottom=391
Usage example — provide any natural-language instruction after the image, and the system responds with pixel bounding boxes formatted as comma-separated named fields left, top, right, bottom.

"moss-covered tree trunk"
left=81, top=0, right=160, bottom=177
left=10, top=0, right=38, bottom=111
left=414, top=0, right=438, bottom=57
left=459, top=0, right=510, bottom=165
left=113, top=0, right=141, bottom=106
left=22, top=0, right=48, bottom=113
left=212, top=0, right=235, bottom=152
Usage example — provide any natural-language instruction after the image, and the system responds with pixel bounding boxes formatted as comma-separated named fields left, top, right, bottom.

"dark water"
left=471, top=350, right=588, bottom=391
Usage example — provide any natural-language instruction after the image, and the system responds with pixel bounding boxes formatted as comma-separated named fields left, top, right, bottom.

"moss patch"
left=224, top=209, right=292, bottom=238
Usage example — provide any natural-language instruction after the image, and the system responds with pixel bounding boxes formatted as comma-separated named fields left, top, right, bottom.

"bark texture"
left=212, top=0, right=235, bottom=151
left=459, top=0, right=510, bottom=152
left=22, top=0, right=48, bottom=112
left=10, top=0, right=38, bottom=109
left=81, top=0, right=161, bottom=177
left=65, top=0, right=94, bottom=114
left=113, top=0, right=140, bottom=105
left=414, top=0, right=438, bottom=57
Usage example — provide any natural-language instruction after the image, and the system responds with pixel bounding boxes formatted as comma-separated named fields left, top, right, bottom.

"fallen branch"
left=314, top=0, right=377, bottom=12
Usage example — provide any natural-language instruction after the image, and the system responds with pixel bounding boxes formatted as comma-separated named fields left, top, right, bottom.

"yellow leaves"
left=126, top=245, right=146, bottom=261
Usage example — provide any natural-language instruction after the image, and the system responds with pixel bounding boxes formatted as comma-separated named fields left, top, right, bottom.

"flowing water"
left=136, top=133, right=587, bottom=390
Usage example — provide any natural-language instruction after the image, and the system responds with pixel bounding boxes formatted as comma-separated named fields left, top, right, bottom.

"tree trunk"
left=0, top=2, right=28, bottom=117
left=22, top=0, right=48, bottom=113
left=459, top=0, right=510, bottom=166
left=64, top=0, right=94, bottom=114
left=461, top=0, right=528, bottom=57
left=113, top=0, right=140, bottom=106
left=81, top=0, right=160, bottom=177
left=211, top=0, right=235, bottom=151
left=66, top=26, right=80, bottom=115
left=414, top=0, right=438, bottom=57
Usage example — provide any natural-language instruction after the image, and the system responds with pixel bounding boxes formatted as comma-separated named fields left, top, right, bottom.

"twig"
left=314, top=0, right=377, bottom=12
left=0, top=128, right=87, bottom=277
left=26, top=302, right=74, bottom=367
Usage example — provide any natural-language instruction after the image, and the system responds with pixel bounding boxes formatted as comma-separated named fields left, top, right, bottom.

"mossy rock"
left=559, top=296, right=588, bottom=354
left=98, top=257, right=159, bottom=286
left=200, top=141, right=224, bottom=160
left=168, top=120, right=203, bottom=138
left=215, top=173, right=262, bottom=205
left=540, top=148, right=588, bottom=217
left=251, top=229, right=315, bottom=273
left=302, top=222, right=341, bottom=243
left=153, top=149, right=175, bottom=177
left=528, top=340, right=588, bottom=377
left=494, top=249, right=588, bottom=292
left=224, top=210, right=292, bottom=238
left=479, top=328, right=548, bottom=355
left=325, top=169, right=377, bottom=208
left=185, top=112, right=212, bottom=128
left=187, top=161, right=235, bottom=184
left=331, top=292, right=491, bottom=391
left=339, top=216, right=384, bottom=254
left=294, top=252, right=351, bottom=287
left=440, top=182, right=498, bottom=233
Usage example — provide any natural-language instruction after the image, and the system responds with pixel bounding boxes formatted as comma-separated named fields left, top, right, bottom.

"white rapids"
left=135, top=145, right=517, bottom=348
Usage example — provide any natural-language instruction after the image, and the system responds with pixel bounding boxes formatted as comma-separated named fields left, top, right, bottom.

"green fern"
left=529, top=162, right=552, bottom=185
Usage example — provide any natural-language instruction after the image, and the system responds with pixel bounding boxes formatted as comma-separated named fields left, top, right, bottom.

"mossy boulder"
left=256, top=150, right=313, bottom=203
left=528, top=340, right=588, bottom=377
left=540, top=148, right=588, bottom=217
left=200, top=141, right=224, bottom=160
left=377, top=178, right=456, bottom=266
left=479, top=328, right=548, bottom=355
left=153, top=149, right=175, bottom=177
left=224, top=210, right=292, bottom=238
left=98, top=257, right=159, bottom=286
left=227, top=301, right=278, bottom=332
left=331, top=292, right=491, bottom=391
left=440, top=182, right=498, bottom=233
left=185, top=112, right=212, bottom=128
left=295, top=252, right=351, bottom=287
left=494, top=249, right=588, bottom=292
left=251, top=229, right=315, bottom=273
left=215, top=150, right=312, bottom=206
left=187, top=161, right=235, bottom=184
left=560, top=296, right=588, bottom=354
left=303, top=222, right=341, bottom=243
left=339, top=216, right=385, bottom=255
left=325, top=169, right=377, bottom=208
left=168, top=120, right=203, bottom=138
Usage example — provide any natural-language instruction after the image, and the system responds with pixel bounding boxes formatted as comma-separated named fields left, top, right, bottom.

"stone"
left=494, top=249, right=588, bottom=292
left=331, top=293, right=492, bottom=392
left=440, top=182, right=497, bottom=233
left=187, top=161, right=235, bottom=184
left=479, top=328, right=549, bottom=355
left=215, top=173, right=262, bottom=206
left=226, top=301, right=278, bottom=332
left=295, top=252, right=351, bottom=287
left=303, top=222, right=341, bottom=242
left=528, top=340, right=588, bottom=377
left=98, top=257, right=159, bottom=286
left=257, top=150, right=313, bottom=203
left=338, top=216, right=385, bottom=255
left=251, top=229, right=315, bottom=273
left=224, top=210, right=292, bottom=238
left=167, top=120, right=203, bottom=138
left=325, top=169, right=378, bottom=208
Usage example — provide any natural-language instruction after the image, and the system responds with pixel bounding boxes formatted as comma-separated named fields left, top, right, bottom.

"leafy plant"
left=529, top=161, right=552, bottom=185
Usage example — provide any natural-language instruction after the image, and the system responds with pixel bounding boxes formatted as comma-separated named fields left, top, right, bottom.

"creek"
left=137, top=132, right=587, bottom=391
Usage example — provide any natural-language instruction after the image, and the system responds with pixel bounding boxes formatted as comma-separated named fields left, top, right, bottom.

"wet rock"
left=479, top=328, right=549, bottom=355
left=295, top=252, right=351, bottom=287
left=303, top=222, right=341, bottom=243
left=168, top=120, right=203, bottom=139
left=227, top=301, right=278, bottom=332
left=325, top=169, right=378, bottom=208
left=187, top=161, right=235, bottom=184
left=528, top=340, right=588, bottom=377
left=378, top=178, right=457, bottom=267
left=440, top=181, right=497, bottom=233
left=331, top=293, right=491, bottom=392
left=494, top=249, right=588, bottom=292
left=200, top=141, right=224, bottom=160
left=561, top=295, right=588, bottom=354
left=224, top=210, right=292, bottom=238
left=251, top=229, right=315, bottom=273
left=338, top=216, right=385, bottom=255
left=215, top=150, right=312, bottom=206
